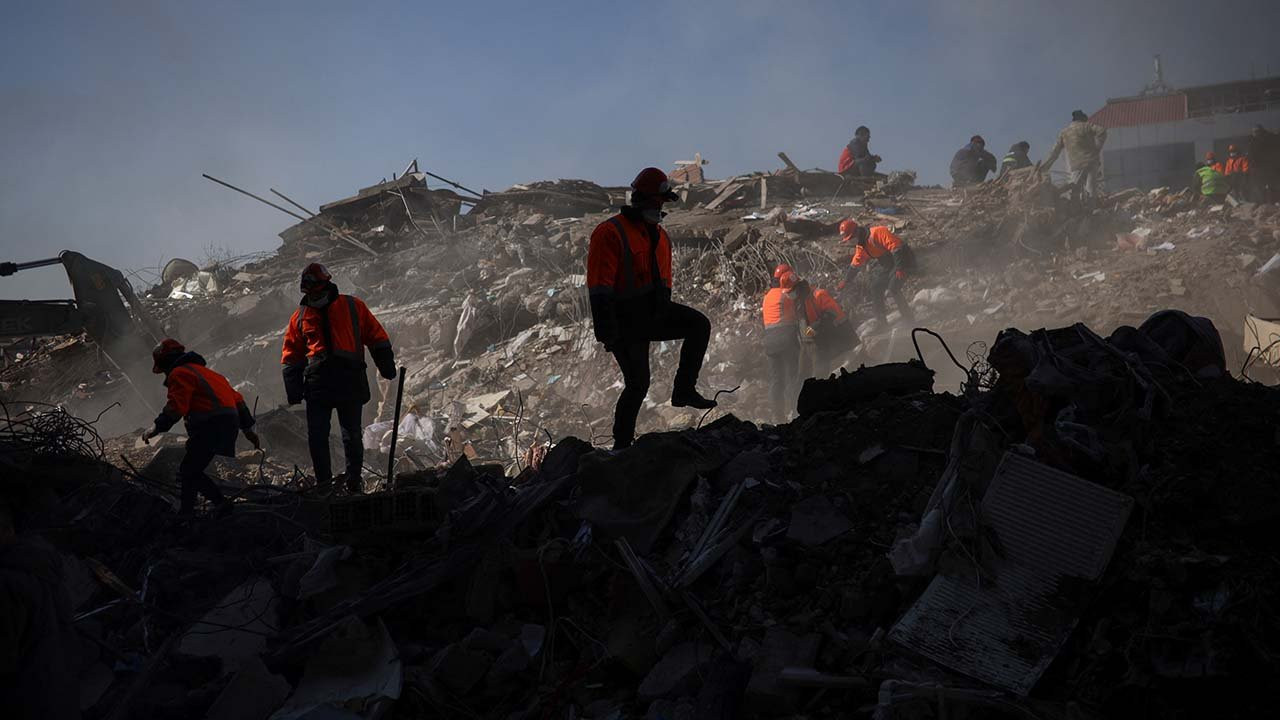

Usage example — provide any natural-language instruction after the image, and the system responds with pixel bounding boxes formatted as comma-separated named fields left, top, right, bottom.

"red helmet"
left=630, top=167, right=679, bottom=201
left=1228, top=144, right=1238, bottom=153
left=152, top=338, right=185, bottom=374
left=778, top=272, right=798, bottom=290
left=773, top=263, right=793, bottom=281
left=299, top=262, right=332, bottom=292
left=1205, top=151, right=1217, bottom=162
left=839, top=219, right=859, bottom=241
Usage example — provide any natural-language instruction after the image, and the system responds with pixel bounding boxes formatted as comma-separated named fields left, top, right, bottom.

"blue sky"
left=2, top=0, right=1278, bottom=299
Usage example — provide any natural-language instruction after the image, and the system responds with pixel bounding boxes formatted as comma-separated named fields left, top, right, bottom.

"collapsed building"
left=3, top=152, right=1280, bottom=719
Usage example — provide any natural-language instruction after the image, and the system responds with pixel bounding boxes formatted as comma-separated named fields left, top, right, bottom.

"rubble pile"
left=5, top=313, right=1278, bottom=719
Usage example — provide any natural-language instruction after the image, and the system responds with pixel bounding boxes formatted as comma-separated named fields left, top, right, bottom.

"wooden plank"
left=759, top=177, right=768, bottom=209
left=705, top=182, right=745, bottom=211
left=777, top=152, right=800, bottom=173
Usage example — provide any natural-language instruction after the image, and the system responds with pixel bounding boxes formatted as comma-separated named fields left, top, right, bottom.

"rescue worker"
left=838, top=126, right=881, bottom=177
left=142, top=339, right=259, bottom=515
left=761, top=272, right=801, bottom=422
left=281, top=263, right=396, bottom=493
left=1249, top=124, right=1278, bottom=203
left=1039, top=110, right=1108, bottom=201
left=949, top=135, right=997, bottom=187
left=838, top=219, right=916, bottom=328
left=1204, top=151, right=1225, bottom=175
left=999, top=141, right=1032, bottom=178
left=1223, top=145, right=1250, bottom=198
left=1195, top=161, right=1229, bottom=205
left=796, top=280, right=857, bottom=373
left=587, top=167, right=716, bottom=450
left=0, top=497, right=80, bottom=720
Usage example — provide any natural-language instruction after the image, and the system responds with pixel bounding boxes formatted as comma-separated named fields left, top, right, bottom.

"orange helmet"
left=1205, top=151, right=1217, bottom=162
left=630, top=167, right=679, bottom=201
left=152, top=338, right=185, bottom=373
left=773, top=263, right=793, bottom=281
left=299, top=262, right=332, bottom=292
left=778, top=272, right=798, bottom=290
left=839, top=219, right=859, bottom=242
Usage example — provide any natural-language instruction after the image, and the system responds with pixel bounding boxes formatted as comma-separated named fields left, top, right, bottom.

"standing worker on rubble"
left=1223, top=145, right=1251, bottom=199
left=999, top=141, right=1033, bottom=178
left=838, top=126, right=881, bottom=177
left=1249, top=124, right=1278, bottom=203
left=1038, top=110, right=1108, bottom=201
left=1195, top=160, right=1229, bottom=205
left=762, top=272, right=802, bottom=422
left=838, top=219, right=916, bottom=329
left=587, top=168, right=717, bottom=450
left=949, top=135, right=997, bottom=187
left=281, top=263, right=397, bottom=493
left=142, top=339, right=259, bottom=516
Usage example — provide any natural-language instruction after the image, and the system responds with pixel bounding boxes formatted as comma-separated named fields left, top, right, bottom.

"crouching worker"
left=839, top=219, right=916, bottom=328
left=795, top=279, right=857, bottom=373
left=588, top=167, right=717, bottom=450
left=143, top=339, right=259, bottom=516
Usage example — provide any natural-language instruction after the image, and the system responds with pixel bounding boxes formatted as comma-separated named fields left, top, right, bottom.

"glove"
left=283, top=364, right=305, bottom=405
left=141, top=428, right=158, bottom=445
left=370, top=346, right=397, bottom=380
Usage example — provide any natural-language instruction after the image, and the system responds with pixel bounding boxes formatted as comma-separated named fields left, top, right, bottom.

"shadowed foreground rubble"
left=4, top=315, right=1278, bottom=719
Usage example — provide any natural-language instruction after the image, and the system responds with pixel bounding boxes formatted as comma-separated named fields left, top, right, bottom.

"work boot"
left=345, top=475, right=364, bottom=494
left=612, top=437, right=633, bottom=452
left=671, top=388, right=717, bottom=410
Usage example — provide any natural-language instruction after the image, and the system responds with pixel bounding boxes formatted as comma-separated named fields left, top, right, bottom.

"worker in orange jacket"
left=1204, top=151, right=1225, bottom=175
left=1223, top=144, right=1251, bottom=198
left=839, top=219, right=916, bottom=327
left=281, top=263, right=396, bottom=493
left=143, top=339, right=259, bottom=516
left=762, top=272, right=802, bottom=421
left=587, top=168, right=716, bottom=450
left=794, top=280, right=858, bottom=373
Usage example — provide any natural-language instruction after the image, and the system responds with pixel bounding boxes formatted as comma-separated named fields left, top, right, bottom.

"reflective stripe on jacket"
left=586, top=213, right=673, bottom=301
left=1196, top=166, right=1228, bottom=196
left=851, top=226, right=904, bottom=267
left=162, top=364, right=245, bottom=426
left=281, top=294, right=391, bottom=367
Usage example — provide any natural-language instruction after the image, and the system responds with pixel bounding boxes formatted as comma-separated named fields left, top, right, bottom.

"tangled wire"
left=0, top=400, right=110, bottom=460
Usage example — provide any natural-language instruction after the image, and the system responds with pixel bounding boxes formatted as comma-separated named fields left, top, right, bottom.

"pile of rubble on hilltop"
left=7, top=154, right=1280, bottom=462
left=4, top=309, right=1278, bottom=719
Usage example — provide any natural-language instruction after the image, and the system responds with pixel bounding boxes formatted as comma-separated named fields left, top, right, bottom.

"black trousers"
left=178, top=437, right=227, bottom=514
left=306, top=400, right=364, bottom=483
left=765, top=343, right=799, bottom=422
left=868, top=264, right=914, bottom=324
left=609, top=302, right=711, bottom=447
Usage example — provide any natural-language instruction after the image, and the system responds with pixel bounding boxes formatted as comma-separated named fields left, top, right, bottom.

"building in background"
left=1087, top=58, right=1280, bottom=191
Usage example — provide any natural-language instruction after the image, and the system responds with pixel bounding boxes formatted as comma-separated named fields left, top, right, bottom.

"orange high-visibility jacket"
left=281, top=294, right=391, bottom=367
left=805, top=289, right=846, bottom=324
left=160, top=363, right=247, bottom=429
left=1225, top=156, right=1251, bottom=175
left=587, top=213, right=673, bottom=301
left=762, top=287, right=799, bottom=336
left=850, top=226, right=903, bottom=267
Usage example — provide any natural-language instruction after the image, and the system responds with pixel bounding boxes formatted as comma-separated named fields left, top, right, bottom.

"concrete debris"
left=3, top=154, right=1280, bottom=720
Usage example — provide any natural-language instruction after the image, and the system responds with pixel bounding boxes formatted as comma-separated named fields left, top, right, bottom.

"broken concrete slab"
left=637, top=641, right=713, bottom=701
left=206, top=657, right=291, bottom=720
left=786, top=495, right=853, bottom=547
left=272, top=616, right=402, bottom=719
left=179, top=577, right=280, bottom=672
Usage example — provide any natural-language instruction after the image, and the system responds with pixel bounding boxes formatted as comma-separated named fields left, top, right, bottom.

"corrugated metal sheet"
left=888, top=452, right=1133, bottom=695
left=1091, top=94, right=1187, bottom=128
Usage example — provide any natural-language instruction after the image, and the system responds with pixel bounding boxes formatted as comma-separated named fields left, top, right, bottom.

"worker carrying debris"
left=1039, top=110, right=1108, bottom=201
left=587, top=167, right=716, bottom=450
left=794, top=278, right=857, bottom=374
left=837, top=125, right=881, bottom=177
left=761, top=271, right=801, bottom=422
left=143, top=339, right=259, bottom=516
left=949, top=135, right=997, bottom=187
left=839, top=219, right=916, bottom=328
left=281, top=263, right=396, bottom=492
left=1224, top=145, right=1250, bottom=198
left=999, top=141, right=1033, bottom=177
